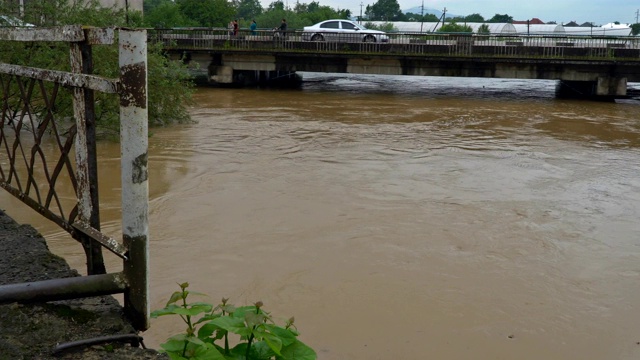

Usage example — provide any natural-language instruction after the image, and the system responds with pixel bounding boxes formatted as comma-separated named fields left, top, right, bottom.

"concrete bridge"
left=153, top=28, right=640, bottom=99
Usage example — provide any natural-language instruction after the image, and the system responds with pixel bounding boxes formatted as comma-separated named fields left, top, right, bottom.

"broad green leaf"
left=230, top=343, right=248, bottom=356
left=194, top=313, right=221, bottom=326
left=252, top=341, right=277, bottom=360
left=167, top=291, right=185, bottom=306
left=151, top=304, right=183, bottom=317
left=209, top=316, right=251, bottom=337
left=190, top=343, right=226, bottom=360
left=189, top=301, right=214, bottom=307
left=263, top=332, right=283, bottom=355
left=245, top=311, right=267, bottom=327
left=167, top=352, right=189, bottom=360
left=219, top=304, right=236, bottom=314
left=160, top=338, right=188, bottom=353
left=231, top=306, right=257, bottom=318
left=198, top=322, right=218, bottom=339
left=264, top=324, right=297, bottom=346
left=277, top=340, right=317, bottom=360
left=171, top=304, right=212, bottom=316
left=185, top=335, right=206, bottom=347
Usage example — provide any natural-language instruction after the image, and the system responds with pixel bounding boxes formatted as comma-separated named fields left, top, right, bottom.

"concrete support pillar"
left=557, top=78, right=627, bottom=100
left=597, top=77, right=627, bottom=97
left=210, top=65, right=234, bottom=84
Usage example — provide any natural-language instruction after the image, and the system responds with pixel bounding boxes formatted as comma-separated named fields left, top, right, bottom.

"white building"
left=365, top=21, right=517, bottom=34
left=512, top=24, right=565, bottom=34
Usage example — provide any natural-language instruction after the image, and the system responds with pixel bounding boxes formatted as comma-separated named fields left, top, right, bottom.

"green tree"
left=404, top=12, right=439, bottom=22
left=477, top=23, right=490, bottom=34
left=235, top=0, right=264, bottom=20
left=143, top=0, right=197, bottom=28
left=365, top=0, right=403, bottom=21
left=1, top=0, right=193, bottom=132
left=294, top=1, right=349, bottom=25
left=177, top=0, right=235, bottom=27
left=631, top=23, right=640, bottom=35
left=487, top=13, right=513, bottom=23
left=464, top=13, right=485, bottom=22
left=267, top=0, right=286, bottom=11
left=438, top=21, right=473, bottom=33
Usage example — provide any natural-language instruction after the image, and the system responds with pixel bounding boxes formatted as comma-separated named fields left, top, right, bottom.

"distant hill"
left=403, top=6, right=459, bottom=19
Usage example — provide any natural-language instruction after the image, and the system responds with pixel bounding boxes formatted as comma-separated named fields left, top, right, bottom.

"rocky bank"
left=0, top=209, right=167, bottom=360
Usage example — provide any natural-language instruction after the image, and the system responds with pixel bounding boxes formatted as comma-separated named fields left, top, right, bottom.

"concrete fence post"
left=119, top=29, right=150, bottom=330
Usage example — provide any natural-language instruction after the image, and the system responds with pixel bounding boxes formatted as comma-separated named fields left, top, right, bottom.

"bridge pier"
left=209, top=65, right=301, bottom=87
left=556, top=77, right=627, bottom=100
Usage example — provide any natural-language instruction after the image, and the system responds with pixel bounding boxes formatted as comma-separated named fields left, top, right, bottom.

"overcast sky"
left=277, top=0, right=640, bottom=26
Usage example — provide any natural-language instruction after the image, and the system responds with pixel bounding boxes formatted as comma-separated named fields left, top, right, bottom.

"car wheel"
left=363, top=35, right=376, bottom=43
left=311, top=34, right=324, bottom=41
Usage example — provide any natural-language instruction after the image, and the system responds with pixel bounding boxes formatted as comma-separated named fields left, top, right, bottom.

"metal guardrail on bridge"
left=0, top=26, right=150, bottom=330
left=151, top=28, right=640, bottom=60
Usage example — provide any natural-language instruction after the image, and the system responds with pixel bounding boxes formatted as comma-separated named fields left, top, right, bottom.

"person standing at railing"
left=228, top=20, right=234, bottom=37
left=278, top=18, right=287, bottom=38
left=233, top=19, right=239, bottom=36
left=250, top=20, right=257, bottom=35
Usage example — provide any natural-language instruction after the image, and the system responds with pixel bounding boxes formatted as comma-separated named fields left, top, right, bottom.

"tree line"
left=142, top=0, right=522, bottom=31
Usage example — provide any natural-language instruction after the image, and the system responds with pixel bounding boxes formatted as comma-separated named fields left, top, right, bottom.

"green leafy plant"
left=151, top=282, right=317, bottom=360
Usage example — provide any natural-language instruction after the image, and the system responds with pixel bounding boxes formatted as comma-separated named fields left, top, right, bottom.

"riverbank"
left=0, top=209, right=166, bottom=359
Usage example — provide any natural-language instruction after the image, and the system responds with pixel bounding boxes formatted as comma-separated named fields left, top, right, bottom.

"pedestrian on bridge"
left=278, top=18, right=287, bottom=38
left=233, top=19, right=239, bottom=36
left=250, top=20, right=257, bottom=35
left=227, top=20, right=234, bottom=37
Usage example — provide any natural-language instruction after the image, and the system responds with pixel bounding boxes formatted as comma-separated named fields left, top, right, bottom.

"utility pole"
left=420, top=0, right=424, bottom=33
left=636, top=9, right=639, bottom=24
left=360, top=2, right=364, bottom=24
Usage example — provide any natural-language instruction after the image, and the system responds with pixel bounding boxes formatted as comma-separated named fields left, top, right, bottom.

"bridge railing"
left=0, top=26, right=150, bottom=331
left=152, top=27, right=640, bottom=59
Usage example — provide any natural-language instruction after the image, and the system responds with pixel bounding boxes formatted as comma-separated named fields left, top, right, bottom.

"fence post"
left=70, top=37, right=106, bottom=275
left=119, top=29, right=150, bottom=330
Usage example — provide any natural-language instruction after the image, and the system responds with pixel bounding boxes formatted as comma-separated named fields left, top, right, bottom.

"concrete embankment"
left=0, top=209, right=165, bottom=359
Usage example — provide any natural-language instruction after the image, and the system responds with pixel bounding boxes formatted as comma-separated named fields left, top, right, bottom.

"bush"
left=151, top=282, right=317, bottom=360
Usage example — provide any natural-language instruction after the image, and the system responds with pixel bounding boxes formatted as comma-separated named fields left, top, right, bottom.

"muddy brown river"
left=3, top=74, right=640, bottom=359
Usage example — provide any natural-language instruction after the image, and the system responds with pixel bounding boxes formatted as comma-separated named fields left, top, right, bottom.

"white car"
left=302, top=19, right=388, bottom=43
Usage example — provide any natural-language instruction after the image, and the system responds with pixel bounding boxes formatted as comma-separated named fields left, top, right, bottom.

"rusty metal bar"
left=119, top=29, right=150, bottom=331
left=0, top=273, right=127, bottom=303
left=72, top=221, right=128, bottom=260
left=70, top=37, right=106, bottom=275
left=0, top=63, right=118, bottom=93
left=0, top=181, right=76, bottom=233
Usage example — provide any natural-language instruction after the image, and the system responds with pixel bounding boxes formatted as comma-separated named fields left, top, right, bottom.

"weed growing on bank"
left=151, top=282, right=317, bottom=360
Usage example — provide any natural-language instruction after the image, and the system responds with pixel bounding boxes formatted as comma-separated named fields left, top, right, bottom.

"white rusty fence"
left=0, top=26, right=149, bottom=331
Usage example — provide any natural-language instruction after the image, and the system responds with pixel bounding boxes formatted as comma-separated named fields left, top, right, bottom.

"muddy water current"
left=3, top=74, right=640, bottom=359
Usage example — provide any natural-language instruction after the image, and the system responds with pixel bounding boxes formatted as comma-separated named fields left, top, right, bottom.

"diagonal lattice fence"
left=0, top=25, right=150, bottom=331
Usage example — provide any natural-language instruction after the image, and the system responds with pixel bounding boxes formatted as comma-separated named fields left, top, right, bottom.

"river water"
left=3, top=74, right=640, bottom=359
